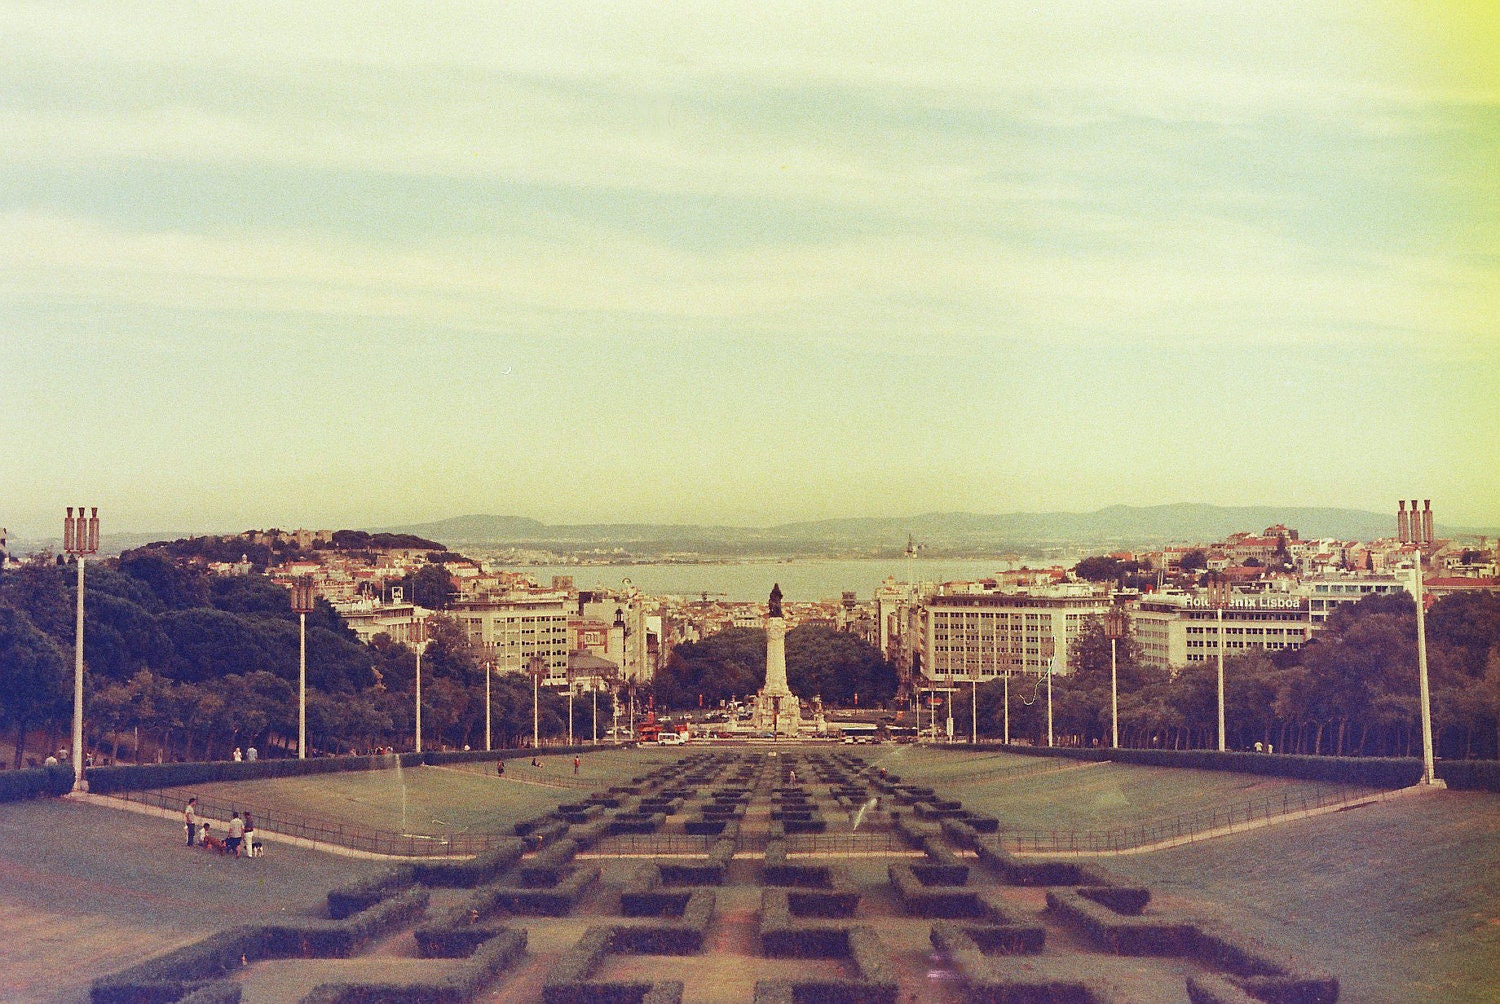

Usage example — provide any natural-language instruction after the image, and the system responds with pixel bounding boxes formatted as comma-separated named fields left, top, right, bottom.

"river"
left=490, top=558, right=1034, bottom=602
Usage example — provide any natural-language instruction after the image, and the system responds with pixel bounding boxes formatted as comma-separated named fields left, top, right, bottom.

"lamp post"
left=528, top=655, right=547, bottom=751
left=1103, top=607, right=1127, bottom=750
left=971, top=668, right=978, bottom=745
left=63, top=506, right=99, bottom=790
left=1041, top=636, right=1056, bottom=748
left=412, top=617, right=428, bottom=753
left=289, top=577, right=317, bottom=759
left=484, top=660, right=492, bottom=752
left=1411, top=550, right=1441, bottom=785
left=567, top=664, right=575, bottom=747
left=1207, top=575, right=1231, bottom=752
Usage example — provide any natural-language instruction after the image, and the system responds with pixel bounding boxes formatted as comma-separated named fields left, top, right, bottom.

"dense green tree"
left=395, top=564, right=457, bottom=610
left=118, top=550, right=209, bottom=610
left=784, top=625, right=899, bottom=706
left=0, top=606, right=70, bottom=767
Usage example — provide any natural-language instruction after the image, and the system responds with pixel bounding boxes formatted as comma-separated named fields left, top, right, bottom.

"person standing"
left=227, top=812, right=245, bottom=857
left=232, top=747, right=242, bottom=763
left=242, top=811, right=257, bottom=857
left=185, top=798, right=199, bottom=846
left=247, top=746, right=257, bottom=762
left=572, top=756, right=580, bottom=775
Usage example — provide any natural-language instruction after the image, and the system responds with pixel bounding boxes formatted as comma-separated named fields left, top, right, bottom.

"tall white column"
left=764, top=617, right=790, bottom=695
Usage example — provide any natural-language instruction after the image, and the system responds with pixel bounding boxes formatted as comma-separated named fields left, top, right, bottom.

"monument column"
left=765, top=615, right=790, bottom=695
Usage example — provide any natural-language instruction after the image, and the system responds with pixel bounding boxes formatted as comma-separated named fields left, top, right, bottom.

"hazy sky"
left=3, top=2, right=1497, bottom=537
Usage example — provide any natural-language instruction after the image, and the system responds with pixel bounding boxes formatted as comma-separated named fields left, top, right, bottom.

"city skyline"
left=4, top=3, right=1497, bottom=535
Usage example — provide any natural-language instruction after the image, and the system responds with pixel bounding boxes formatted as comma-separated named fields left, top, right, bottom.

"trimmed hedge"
left=763, top=841, right=835, bottom=888
left=973, top=840, right=1124, bottom=888
left=1045, top=888, right=1195, bottom=956
left=888, top=864, right=989, bottom=919
left=1435, top=759, right=1500, bottom=792
left=174, top=983, right=242, bottom=1004
left=92, top=889, right=428, bottom=1003
left=1187, top=974, right=1263, bottom=1004
left=0, top=764, right=74, bottom=802
left=542, top=926, right=687, bottom=1004
left=328, top=866, right=416, bottom=920
left=751, top=926, right=898, bottom=1004
left=305, top=928, right=527, bottom=1004
left=931, top=919, right=1045, bottom=966
left=410, top=839, right=527, bottom=889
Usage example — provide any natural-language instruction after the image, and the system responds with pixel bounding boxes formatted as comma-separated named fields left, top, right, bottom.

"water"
left=850, top=797, right=878, bottom=831
left=494, top=557, right=1030, bottom=603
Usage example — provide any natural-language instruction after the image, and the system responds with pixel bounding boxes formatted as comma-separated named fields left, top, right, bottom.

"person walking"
left=227, top=812, right=245, bottom=857
left=572, top=756, right=580, bottom=775
left=185, top=798, right=199, bottom=846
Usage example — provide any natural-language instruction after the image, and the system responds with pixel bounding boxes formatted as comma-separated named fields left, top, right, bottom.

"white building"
left=1292, top=575, right=1411, bottom=628
left=920, top=585, right=1111, bottom=688
left=1133, top=593, right=1311, bottom=675
left=451, top=592, right=571, bottom=686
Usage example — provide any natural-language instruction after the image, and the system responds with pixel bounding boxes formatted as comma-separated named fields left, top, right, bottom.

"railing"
left=113, top=788, right=507, bottom=857
left=992, top=785, right=1385, bottom=855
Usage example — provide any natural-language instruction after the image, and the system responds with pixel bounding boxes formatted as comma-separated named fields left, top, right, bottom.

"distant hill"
left=373, top=504, right=1444, bottom=555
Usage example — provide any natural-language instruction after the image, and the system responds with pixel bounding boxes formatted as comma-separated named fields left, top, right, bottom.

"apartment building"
left=920, top=586, right=1111, bottom=687
left=450, top=592, right=571, bottom=685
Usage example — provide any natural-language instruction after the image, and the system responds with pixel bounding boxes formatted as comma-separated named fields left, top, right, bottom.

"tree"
left=784, top=625, right=898, bottom=706
left=397, top=564, right=457, bottom=610
left=0, top=607, right=70, bottom=768
left=1180, top=550, right=1208, bottom=572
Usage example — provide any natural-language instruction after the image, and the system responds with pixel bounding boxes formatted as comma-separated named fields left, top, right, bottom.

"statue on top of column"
left=768, top=583, right=783, bottom=618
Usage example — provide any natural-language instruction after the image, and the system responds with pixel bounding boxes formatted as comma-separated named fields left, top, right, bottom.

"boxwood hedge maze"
left=90, top=751, right=1339, bottom=1003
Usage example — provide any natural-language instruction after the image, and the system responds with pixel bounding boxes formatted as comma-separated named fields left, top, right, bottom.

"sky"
left=2, top=2, right=1497, bottom=538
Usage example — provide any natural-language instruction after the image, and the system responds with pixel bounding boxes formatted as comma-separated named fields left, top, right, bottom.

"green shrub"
left=0, top=764, right=74, bottom=802
left=410, top=839, right=525, bottom=888
left=327, top=866, right=416, bottom=919
left=173, top=982, right=242, bottom=1004
left=1078, top=886, right=1151, bottom=915
left=1186, top=974, right=1263, bottom=1004
left=1436, top=759, right=1500, bottom=791
left=307, top=928, right=526, bottom=1003
left=1045, top=888, right=1194, bottom=955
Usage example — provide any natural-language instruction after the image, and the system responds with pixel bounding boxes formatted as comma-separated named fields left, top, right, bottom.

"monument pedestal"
left=753, top=610, right=803, bottom=736
left=751, top=690, right=803, bottom=736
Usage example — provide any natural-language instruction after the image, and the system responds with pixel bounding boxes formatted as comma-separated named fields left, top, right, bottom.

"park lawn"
left=176, top=746, right=696, bottom=836
left=1103, top=787, right=1500, bottom=1004
left=868, top=746, right=1381, bottom=832
left=0, top=798, right=381, bottom=1003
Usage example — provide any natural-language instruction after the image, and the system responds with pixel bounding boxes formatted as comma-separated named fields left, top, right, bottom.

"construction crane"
left=698, top=591, right=727, bottom=603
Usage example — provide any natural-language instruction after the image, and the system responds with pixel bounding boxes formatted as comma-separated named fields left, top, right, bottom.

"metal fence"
left=114, top=788, right=507, bottom=857
left=992, top=785, right=1384, bottom=855
left=588, top=833, right=718, bottom=856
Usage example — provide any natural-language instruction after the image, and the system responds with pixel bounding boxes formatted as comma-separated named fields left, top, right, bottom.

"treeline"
left=969, top=592, right=1500, bottom=759
left=0, top=554, right=569, bottom=767
left=126, top=529, right=447, bottom=573
left=653, top=625, right=899, bottom=710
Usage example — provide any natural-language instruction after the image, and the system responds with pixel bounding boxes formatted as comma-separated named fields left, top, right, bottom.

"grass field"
left=864, top=746, right=1383, bottom=832
left=0, top=798, right=381, bottom=1003
left=173, top=746, right=695, bottom=836
left=1104, top=787, right=1500, bottom=1004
